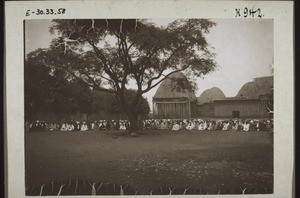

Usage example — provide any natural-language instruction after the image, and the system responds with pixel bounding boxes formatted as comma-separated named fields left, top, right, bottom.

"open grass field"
left=25, top=130, right=273, bottom=195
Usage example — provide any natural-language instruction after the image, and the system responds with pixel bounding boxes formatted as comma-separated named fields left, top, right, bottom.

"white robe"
left=119, top=123, right=126, bottom=130
left=61, top=124, right=67, bottom=131
left=186, top=123, right=195, bottom=130
left=81, top=124, right=88, bottom=131
left=172, top=124, right=180, bottom=131
left=222, top=123, right=230, bottom=131
left=243, top=123, right=250, bottom=131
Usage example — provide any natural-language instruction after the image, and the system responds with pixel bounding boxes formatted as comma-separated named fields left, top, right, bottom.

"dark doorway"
left=232, top=110, right=240, bottom=118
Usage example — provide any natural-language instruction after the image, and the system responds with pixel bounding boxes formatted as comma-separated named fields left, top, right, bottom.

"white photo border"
left=5, top=1, right=294, bottom=198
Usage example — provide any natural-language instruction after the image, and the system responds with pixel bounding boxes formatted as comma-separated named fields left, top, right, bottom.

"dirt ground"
left=25, top=130, right=273, bottom=195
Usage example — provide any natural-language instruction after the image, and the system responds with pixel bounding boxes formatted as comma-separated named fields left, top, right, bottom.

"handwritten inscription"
left=26, top=8, right=66, bottom=16
left=235, top=7, right=264, bottom=18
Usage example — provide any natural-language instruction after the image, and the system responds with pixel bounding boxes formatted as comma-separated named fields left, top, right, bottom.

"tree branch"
left=84, top=37, right=122, bottom=91
left=142, top=65, right=190, bottom=93
left=140, top=44, right=185, bottom=86
left=62, top=65, right=116, bottom=94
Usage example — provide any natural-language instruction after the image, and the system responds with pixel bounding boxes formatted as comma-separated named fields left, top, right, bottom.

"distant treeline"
left=25, top=53, right=150, bottom=122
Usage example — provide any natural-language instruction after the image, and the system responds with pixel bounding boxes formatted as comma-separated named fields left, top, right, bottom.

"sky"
left=25, top=19, right=273, bottom=111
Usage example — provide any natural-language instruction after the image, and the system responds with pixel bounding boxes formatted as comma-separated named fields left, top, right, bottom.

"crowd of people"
left=25, top=120, right=130, bottom=132
left=25, top=118, right=273, bottom=132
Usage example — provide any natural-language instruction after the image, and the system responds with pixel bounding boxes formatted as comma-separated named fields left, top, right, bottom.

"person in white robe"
left=222, top=122, right=230, bottom=131
left=243, top=121, right=250, bottom=131
left=66, top=123, right=70, bottom=131
left=198, top=121, right=205, bottom=130
left=49, top=123, right=54, bottom=131
left=172, top=122, right=180, bottom=131
left=69, top=124, right=75, bottom=131
left=91, top=122, right=95, bottom=130
left=207, top=121, right=212, bottom=131
left=256, top=120, right=260, bottom=131
left=160, top=120, right=167, bottom=130
left=81, top=122, right=88, bottom=131
left=119, top=122, right=126, bottom=130
left=179, top=121, right=183, bottom=130
left=233, top=120, right=239, bottom=131
left=186, top=121, right=195, bottom=130
left=61, top=123, right=67, bottom=131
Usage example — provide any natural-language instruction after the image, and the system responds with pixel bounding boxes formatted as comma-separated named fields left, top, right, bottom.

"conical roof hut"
left=197, top=87, right=226, bottom=105
left=152, top=72, right=197, bottom=118
left=153, top=72, right=197, bottom=101
left=236, top=76, right=273, bottom=99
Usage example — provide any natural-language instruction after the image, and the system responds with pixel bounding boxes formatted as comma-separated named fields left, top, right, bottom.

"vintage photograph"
left=23, top=18, right=274, bottom=196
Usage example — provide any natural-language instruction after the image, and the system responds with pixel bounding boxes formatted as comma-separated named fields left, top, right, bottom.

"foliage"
left=49, top=19, right=216, bottom=95
left=44, top=19, right=217, bottom=130
left=25, top=49, right=150, bottom=120
left=108, top=89, right=150, bottom=115
left=25, top=49, right=94, bottom=117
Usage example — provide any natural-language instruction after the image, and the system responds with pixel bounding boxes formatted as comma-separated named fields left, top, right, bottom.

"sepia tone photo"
left=23, top=18, right=274, bottom=196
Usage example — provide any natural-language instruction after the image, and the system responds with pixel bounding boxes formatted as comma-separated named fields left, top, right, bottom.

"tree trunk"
left=128, top=110, right=139, bottom=132
left=117, top=90, right=142, bottom=134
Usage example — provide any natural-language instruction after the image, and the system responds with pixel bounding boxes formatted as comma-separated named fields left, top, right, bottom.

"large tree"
left=48, top=19, right=217, bottom=131
left=25, top=48, right=150, bottom=121
left=25, top=49, right=94, bottom=120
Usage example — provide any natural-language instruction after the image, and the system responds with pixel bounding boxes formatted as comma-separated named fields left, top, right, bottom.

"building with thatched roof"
left=197, top=87, right=226, bottom=105
left=236, top=76, right=273, bottom=99
left=197, top=87, right=226, bottom=117
left=152, top=72, right=197, bottom=118
left=153, top=74, right=273, bottom=119
left=213, top=97, right=270, bottom=118
left=213, top=76, right=273, bottom=118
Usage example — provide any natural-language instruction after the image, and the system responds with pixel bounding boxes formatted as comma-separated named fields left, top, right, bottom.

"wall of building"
left=197, top=103, right=214, bottom=117
left=153, top=98, right=272, bottom=119
left=213, top=99, right=270, bottom=118
left=153, top=99, right=195, bottom=118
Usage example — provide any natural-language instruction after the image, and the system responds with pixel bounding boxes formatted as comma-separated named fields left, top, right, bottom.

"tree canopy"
left=25, top=48, right=150, bottom=121
left=49, top=19, right=216, bottom=93
left=41, top=19, right=217, bottom=131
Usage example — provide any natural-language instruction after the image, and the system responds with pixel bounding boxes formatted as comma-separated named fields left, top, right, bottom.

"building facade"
left=153, top=75, right=273, bottom=119
left=153, top=98, right=197, bottom=118
left=213, top=98, right=270, bottom=118
left=197, top=76, right=273, bottom=118
left=152, top=72, right=197, bottom=119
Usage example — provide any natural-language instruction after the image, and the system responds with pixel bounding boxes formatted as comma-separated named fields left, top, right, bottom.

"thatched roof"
left=236, top=76, right=273, bottom=99
left=153, top=72, right=197, bottom=101
left=197, top=87, right=226, bottom=104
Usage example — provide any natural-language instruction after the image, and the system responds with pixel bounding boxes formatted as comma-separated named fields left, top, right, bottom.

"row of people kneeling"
left=143, top=118, right=273, bottom=132
left=25, top=120, right=131, bottom=132
left=26, top=118, right=273, bottom=132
